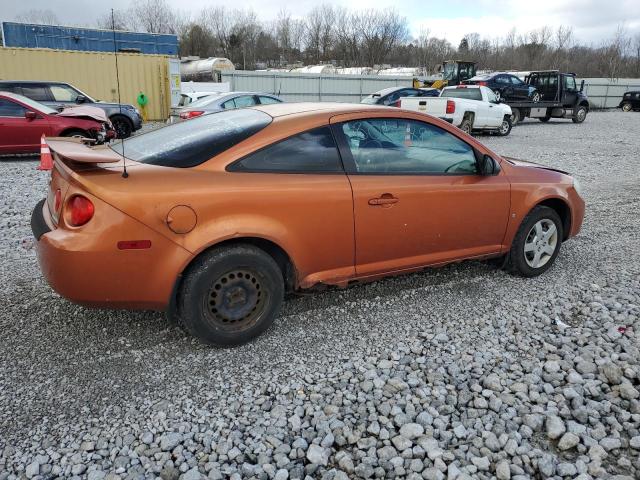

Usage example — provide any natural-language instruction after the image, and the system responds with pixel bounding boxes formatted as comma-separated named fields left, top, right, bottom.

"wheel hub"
left=207, top=270, right=264, bottom=325
left=524, top=219, right=558, bottom=269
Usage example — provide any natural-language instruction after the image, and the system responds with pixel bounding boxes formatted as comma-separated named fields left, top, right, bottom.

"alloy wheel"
left=524, top=219, right=558, bottom=268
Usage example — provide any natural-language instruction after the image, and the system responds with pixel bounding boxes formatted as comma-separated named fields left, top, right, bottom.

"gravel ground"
left=1, top=112, right=639, bottom=480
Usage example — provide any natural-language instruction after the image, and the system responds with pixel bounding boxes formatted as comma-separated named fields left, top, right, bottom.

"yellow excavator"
left=413, top=60, right=477, bottom=89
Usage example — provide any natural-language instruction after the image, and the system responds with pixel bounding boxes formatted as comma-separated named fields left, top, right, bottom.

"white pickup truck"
left=400, top=85, right=513, bottom=136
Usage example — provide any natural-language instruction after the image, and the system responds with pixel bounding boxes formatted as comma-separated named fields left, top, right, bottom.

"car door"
left=483, top=89, right=503, bottom=128
left=509, top=75, right=528, bottom=99
left=225, top=126, right=355, bottom=286
left=331, top=114, right=510, bottom=277
left=0, top=98, right=51, bottom=153
left=561, top=75, right=578, bottom=107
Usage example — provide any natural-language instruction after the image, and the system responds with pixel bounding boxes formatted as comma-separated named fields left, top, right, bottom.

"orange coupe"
left=32, top=103, right=585, bottom=346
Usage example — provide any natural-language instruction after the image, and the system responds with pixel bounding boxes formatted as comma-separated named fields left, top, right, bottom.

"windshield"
left=361, top=95, right=379, bottom=104
left=440, top=88, right=482, bottom=101
left=13, top=94, right=57, bottom=115
left=442, top=63, right=458, bottom=81
left=109, top=109, right=272, bottom=167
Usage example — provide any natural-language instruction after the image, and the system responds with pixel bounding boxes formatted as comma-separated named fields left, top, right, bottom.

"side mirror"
left=478, top=154, right=498, bottom=175
left=76, top=94, right=86, bottom=104
left=25, top=110, right=37, bottom=120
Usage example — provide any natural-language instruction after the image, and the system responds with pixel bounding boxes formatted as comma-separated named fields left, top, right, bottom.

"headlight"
left=573, top=178, right=583, bottom=196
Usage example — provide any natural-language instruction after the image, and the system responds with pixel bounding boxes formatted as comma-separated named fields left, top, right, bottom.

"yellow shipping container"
left=0, top=47, right=171, bottom=121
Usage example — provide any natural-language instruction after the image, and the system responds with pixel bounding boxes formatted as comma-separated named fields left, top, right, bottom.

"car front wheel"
left=506, top=206, right=563, bottom=277
left=111, top=115, right=133, bottom=138
left=178, top=245, right=284, bottom=346
left=497, top=116, right=512, bottom=136
left=622, top=102, right=632, bottom=112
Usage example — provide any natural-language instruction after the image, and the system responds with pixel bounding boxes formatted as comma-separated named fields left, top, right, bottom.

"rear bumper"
left=438, top=117, right=454, bottom=123
left=32, top=198, right=192, bottom=310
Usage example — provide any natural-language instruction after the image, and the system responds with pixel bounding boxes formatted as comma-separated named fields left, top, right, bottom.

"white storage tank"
left=180, top=57, right=235, bottom=82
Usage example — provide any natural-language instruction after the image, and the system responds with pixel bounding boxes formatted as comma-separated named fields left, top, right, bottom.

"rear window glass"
left=440, top=88, right=483, bottom=101
left=109, top=109, right=272, bottom=167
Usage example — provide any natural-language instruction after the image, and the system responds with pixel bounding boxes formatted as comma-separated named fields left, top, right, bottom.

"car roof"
left=368, top=86, right=409, bottom=97
left=443, top=85, right=482, bottom=89
left=250, top=102, right=392, bottom=118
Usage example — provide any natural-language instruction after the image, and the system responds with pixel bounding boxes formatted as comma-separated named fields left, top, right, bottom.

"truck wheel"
left=572, top=106, right=588, bottom=124
left=178, top=244, right=284, bottom=346
left=62, top=129, right=88, bottom=139
left=622, top=103, right=632, bottom=112
left=505, top=206, right=563, bottom=277
left=510, top=108, right=520, bottom=126
left=497, top=116, right=512, bottom=136
left=459, top=118, right=473, bottom=135
left=539, top=116, right=551, bottom=123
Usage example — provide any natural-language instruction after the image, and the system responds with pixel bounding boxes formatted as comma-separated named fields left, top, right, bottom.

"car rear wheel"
left=459, top=118, right=473, bottom=135
left=110, top=115, right=133, bottom=138
left=622, top=103, right=632, bottom=112
left=531, top=92, right=541, bottom=102
left=539, top=115, right=551, bottom=122
left=178, top=244, right=284, bottom=347
left=506, top=206, right=563, bottom=277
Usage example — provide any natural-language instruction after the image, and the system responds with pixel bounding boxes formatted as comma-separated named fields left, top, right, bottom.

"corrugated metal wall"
left=222, top=71, right=640, bottom=108
left=222, top=71, right=414, bottom=102
left=0, top=47, right=171, bottom=120
left=579, top=78, right=640, bottom=108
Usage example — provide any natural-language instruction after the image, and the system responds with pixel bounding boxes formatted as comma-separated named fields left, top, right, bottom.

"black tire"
left=510, top=108, right=520, bottom=126
left=621, top=103, right=632, bottom=112
left=62, top=129, right=88, bottom=138
left=539, top=116, right=551, bottom=123
left=178, top=244, right=284, bottom=346
left=497, top=116, right=512, bottom=136
left=110, top=115, right=133, bottom=139
left=572, top=105, right=588, bottom=124
left=459, top=118, right=472, bottom=135
left=505, top=206, right=563, bottom=277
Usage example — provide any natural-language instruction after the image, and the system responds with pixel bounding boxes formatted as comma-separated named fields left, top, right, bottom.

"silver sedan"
left=168, top=92, right=283, bottom=123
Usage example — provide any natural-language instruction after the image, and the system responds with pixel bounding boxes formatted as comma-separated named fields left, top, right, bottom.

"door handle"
left=369, top=194, right=398, bottom=206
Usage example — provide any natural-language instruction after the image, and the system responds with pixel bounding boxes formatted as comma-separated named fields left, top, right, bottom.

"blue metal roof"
left=1, top=22, right=178, bottom=56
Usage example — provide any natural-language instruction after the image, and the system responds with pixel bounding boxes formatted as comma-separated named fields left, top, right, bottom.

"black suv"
left=619, top=91, right=640, bottom=112
left=361, top=87, right=439, bottom=107
left=464, top=72, right=540, bottom=102
left=0, top=81, right=142, bottom=138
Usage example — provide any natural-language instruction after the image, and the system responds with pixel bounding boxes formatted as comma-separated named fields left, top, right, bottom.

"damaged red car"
left=0, top=92, right=115, bottom=154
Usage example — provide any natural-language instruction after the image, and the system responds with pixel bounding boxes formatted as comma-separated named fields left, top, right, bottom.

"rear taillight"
left=54, top=189, right=61, bottom=211
left=67, top=195, right=94, bottom=226
left=446, top=100, right=455, bottom=114
left=393, top=100, right=401, bottom=107
left=180, top=111, right=204, bottom=120
left=477, top=81, right=487, bottom=86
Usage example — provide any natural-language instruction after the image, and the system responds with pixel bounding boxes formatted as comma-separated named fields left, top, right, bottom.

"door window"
left=340, top=118, right=477, bottom=175
left=234, top=95, right=258, bottom=108
left=50, top=85, right=81, bottom=102
left=0, top=99, right=26, bottom=117
left=564, top=76, right=577, bottom=91
left=495, top=75, right=510, bottom=85
left=18, top=85, right=51, bottom=101
left=228, top=127, right=343, bottom=173
left=510, top=76, right=524, bottom=85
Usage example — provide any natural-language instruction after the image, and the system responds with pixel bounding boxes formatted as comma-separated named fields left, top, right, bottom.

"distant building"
left=1, top=22, right=178, bottom=56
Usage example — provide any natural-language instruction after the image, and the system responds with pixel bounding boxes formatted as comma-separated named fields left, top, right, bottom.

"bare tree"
left=129, top=0, right=178, bottom=34
left=96, top=10, right=132, bottom=31
left=15, top=9, right=59, bottom=25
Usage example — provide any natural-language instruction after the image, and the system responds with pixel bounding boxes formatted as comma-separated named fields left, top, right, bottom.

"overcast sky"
left=1, top=0, right=639, bottom=47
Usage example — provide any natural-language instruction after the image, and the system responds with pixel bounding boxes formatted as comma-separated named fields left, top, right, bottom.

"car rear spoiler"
left=46, top=137, right=120, bottom=164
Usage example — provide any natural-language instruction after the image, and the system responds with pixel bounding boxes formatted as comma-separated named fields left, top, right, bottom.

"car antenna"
left=111, top=8, right=128, bottom=178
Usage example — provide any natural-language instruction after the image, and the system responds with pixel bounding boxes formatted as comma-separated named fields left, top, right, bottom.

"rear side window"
left=228, top=127, right=343, bottom=173
left=440, top=88, right=482, bottom=101
left=0, top=99, right=26, bottom=117
left=258, top=96, right=281, bottom=105
left=109, top=109, right=272, bottom=168
left=50, top=85, right=80, bottom=102
left=19, top=85, right=51, bottom=101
